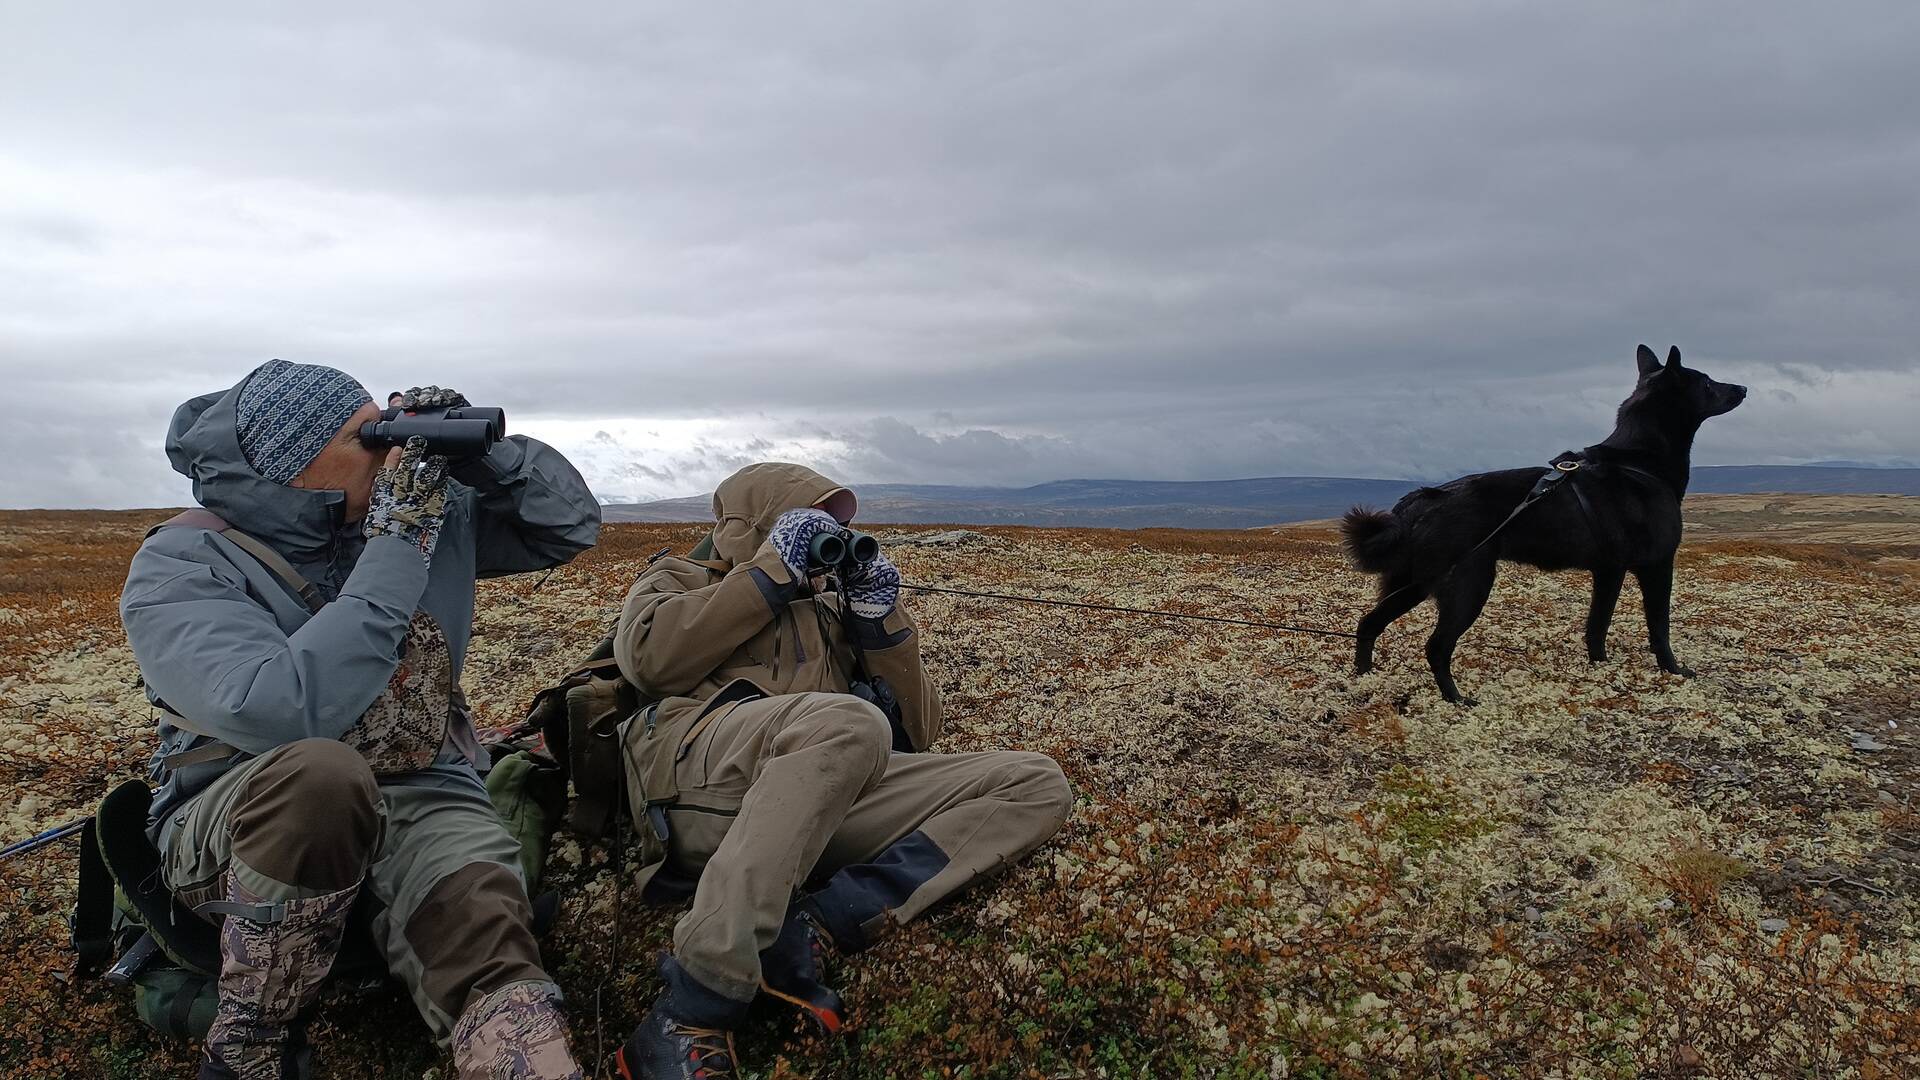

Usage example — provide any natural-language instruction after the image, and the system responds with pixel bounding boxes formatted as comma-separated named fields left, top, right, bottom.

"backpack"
left=72, top=777, right=392, bottom=1041
left=513, top=543, right=700, bottom=842
left=518, top=634, right=643, bottom=842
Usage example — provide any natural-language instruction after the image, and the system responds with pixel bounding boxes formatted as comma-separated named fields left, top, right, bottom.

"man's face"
left=289, top=401, right=386, bottom=522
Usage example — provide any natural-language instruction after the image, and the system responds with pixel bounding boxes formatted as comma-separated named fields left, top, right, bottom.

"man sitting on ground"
left=610, top=461, right=1074, bottom=1079
left=121, top=360, right=600, bottom=1079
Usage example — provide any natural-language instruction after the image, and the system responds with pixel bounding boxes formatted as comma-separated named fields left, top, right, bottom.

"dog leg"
left=1634, top=557, right=1695, bottom=677
left=1355, top=579, right=1427, bottom=674
left=1586, top=567, right=1625, bottom=662
left=1426, top=555, right=1497, bottom=704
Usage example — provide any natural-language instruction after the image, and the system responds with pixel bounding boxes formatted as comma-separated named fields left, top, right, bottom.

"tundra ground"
left=2, top=507, right=1917, bottom=1078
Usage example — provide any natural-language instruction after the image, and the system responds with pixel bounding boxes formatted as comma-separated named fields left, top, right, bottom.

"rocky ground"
left=2, top=508, right=1917, bottom=1078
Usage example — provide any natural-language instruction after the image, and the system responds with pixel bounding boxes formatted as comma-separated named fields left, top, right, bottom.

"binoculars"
left=359, top=405, right=507, bottom=458
left=809, top=526, right=880, bottom=573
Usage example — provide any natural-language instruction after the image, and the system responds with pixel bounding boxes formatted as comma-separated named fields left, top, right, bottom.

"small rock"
left=1815, top=894, right=1856, bottom=918
left=1877, top=789, right=1899, bottom=807
left=1759, top=918, right=1789, bottom=933
left=1850, top=731, right=1888, bottom=753
left=1523, top=906, right=1543, bottom=924
left=1673, top=1043, right=1705, bottom=1071
left=1655, top=898, right=1675, bottom=911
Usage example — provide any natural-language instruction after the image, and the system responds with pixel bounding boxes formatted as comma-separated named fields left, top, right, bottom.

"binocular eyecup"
left=808, top=527, right=879, bottom=573
left=359, top=406, right=507, bottom=459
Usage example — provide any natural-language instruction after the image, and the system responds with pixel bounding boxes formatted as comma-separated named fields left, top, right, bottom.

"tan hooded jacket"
left=613, top=463, right=943, bottom=754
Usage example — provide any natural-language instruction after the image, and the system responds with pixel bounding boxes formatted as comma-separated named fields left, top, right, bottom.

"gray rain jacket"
left=121, top=374, right=601, bottom=844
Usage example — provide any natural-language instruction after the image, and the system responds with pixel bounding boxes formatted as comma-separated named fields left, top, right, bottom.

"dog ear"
left=1665, top=345, right=1683, bottom=370
left=1637, top=344, right=1660, bottom=376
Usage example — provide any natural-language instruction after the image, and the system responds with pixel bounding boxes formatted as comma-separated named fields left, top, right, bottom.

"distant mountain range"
left=602, top=465, right=1920, bottom=529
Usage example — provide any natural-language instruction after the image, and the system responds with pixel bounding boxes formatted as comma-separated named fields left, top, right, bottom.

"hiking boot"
left=451, top=981, right=583, bottom=1079
left=199, top=872, right=356, bottom=1080
left=757, top=905, right=845, bottom=1035
left=613, top=958, right=749, bottom=1080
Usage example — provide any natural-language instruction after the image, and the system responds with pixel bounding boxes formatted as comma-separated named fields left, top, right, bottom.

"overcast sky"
left=3, top=2, right=1917, bottom=508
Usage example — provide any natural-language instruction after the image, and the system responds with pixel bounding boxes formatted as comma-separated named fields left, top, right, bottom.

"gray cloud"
left=2, top=1, right=1917, bottom=507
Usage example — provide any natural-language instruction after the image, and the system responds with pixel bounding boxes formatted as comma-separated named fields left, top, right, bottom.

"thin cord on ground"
left=901, top=582, right=1359, bottom=639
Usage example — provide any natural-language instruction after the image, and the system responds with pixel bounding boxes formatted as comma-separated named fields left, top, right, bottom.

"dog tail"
left=1340, top=507, right=1404, bottom=574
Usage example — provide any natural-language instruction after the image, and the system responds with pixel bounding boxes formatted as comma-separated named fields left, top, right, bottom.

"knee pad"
left=230, top=740, right=380, bottom=892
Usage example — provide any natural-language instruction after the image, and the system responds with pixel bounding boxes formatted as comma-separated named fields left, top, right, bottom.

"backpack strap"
left=149, top=508, right=324, bottom=614
left=91, top=779, right=220, bottom=975
left=147, top=509, right=328, bottom=770
left=71, top=817, right=117, bottom=975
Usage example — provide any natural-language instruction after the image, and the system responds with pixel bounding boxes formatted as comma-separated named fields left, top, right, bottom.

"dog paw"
left=1659, top=663, right=1697, bottom=679
left=1587, top=651, right=1608, bottom=664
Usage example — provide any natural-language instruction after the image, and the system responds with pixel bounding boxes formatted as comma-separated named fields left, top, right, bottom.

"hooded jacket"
left=612, top=462, right=942, bottom=751
left=121, top=371, right=601, bottom=841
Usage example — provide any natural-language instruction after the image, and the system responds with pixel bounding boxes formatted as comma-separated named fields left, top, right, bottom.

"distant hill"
left=1688, top=465, right=1920, bottom=496
left=602, top=466, right=1920, bottom=529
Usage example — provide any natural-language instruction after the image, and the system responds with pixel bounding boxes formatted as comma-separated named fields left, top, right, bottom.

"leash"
left=900, top=583, right=1358, bottom=639
left=591, top=805, right=628, bottom=1078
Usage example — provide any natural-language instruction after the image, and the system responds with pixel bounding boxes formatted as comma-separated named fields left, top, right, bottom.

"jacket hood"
left=165, top=372, right=351, bottom=562
left=709, top=462, right=854, bottom=566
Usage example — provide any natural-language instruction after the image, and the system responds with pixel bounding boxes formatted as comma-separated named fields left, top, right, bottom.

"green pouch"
left=485, top=750, right=568, bottom=893
left=133, top=966, right=219, bottom=1041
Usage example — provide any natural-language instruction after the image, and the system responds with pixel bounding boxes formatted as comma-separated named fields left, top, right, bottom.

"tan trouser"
left=656, top=692, right=1073, bottom=1000
left=160, top=739, right=553, bottom=1041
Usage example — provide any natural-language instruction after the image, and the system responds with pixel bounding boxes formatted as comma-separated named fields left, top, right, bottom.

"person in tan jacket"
left=609, top=462, right=1072, bottom=1079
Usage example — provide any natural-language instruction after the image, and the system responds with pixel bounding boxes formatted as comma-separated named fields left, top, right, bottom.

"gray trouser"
left=660, top=692, right=1074, bottom=1000
left=160, top=738, right=553, bottom=1040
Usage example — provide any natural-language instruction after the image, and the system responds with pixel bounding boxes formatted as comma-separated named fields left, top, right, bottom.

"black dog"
left=1342, top=345, right=1746, bottom=703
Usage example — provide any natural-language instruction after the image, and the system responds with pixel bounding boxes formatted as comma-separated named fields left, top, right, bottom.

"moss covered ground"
left=2, top=508, right=1916, bottom=1078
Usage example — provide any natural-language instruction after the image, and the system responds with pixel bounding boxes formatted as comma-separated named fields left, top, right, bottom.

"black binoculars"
left=359, top=405, right=507, bottom=458
left=808, top=526, right=880, bottom=573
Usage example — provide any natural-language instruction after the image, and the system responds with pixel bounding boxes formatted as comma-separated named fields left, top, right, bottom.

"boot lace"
left=672, top=1024, right=737, bottom=1079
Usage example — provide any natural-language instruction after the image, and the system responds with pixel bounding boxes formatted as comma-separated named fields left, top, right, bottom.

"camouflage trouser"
left=161, top=739, right=559, bottom=1042
left=201, top=874, right=357, bottom=1078
left=452, top=982, right=581, bottom=1079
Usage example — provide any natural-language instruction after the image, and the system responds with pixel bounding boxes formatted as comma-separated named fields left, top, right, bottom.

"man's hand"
left=765, top=508, right=841, bottom=582
left=364, top=436, right=450, bottom=564
left=398, top=385, right=469, bottom=410
left=841, top=549, right=901, bottom=620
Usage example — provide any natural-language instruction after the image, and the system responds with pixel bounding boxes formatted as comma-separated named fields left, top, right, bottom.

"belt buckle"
left=1554, top=460, right=1581, bottom=473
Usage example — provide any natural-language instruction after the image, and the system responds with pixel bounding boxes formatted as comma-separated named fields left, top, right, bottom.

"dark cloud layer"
left=2, top=2, right=1916, bottom=507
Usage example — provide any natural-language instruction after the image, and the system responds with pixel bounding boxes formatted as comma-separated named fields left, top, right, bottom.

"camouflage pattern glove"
left=841, top=548, right=901, bottom=619
left=399, top=385, right=469, bottom=410
left=364, top=436, right=450, bottom=564
left=765, top=507, right=841, bottom=581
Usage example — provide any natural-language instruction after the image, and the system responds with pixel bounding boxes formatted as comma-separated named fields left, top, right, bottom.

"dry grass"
left=1, top=512, right=1917, bottom=1078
